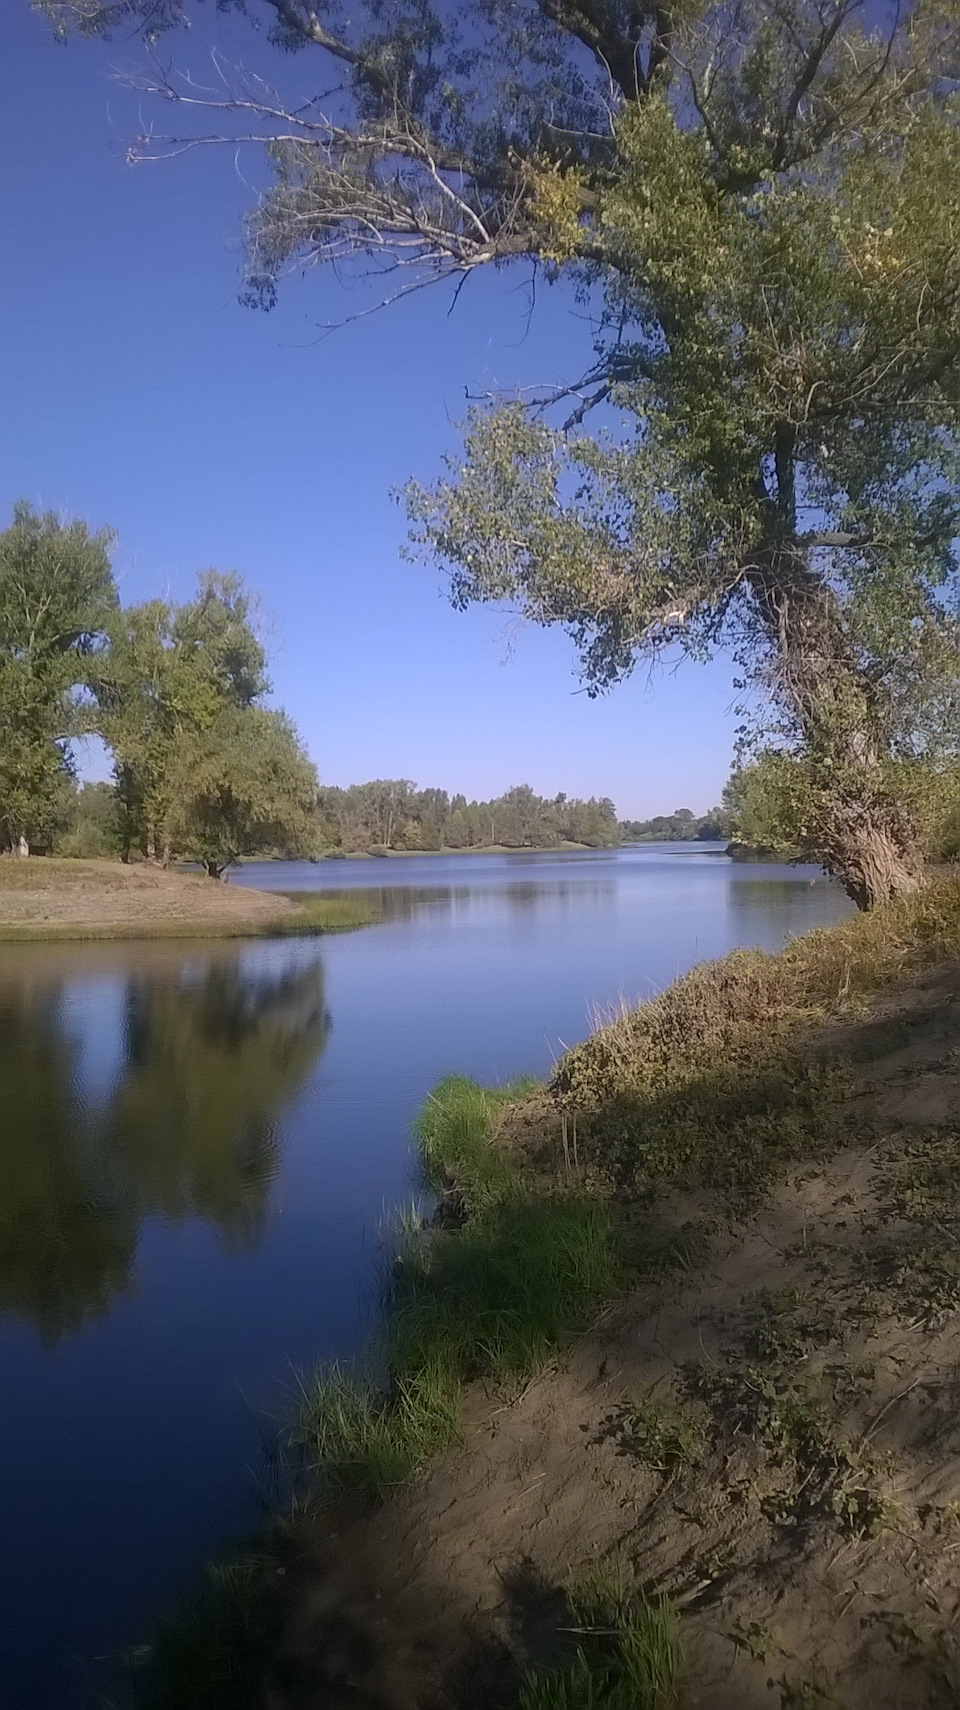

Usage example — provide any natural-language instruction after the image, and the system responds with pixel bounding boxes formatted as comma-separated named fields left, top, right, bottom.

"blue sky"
left=1, top=4, right=742, bottom=817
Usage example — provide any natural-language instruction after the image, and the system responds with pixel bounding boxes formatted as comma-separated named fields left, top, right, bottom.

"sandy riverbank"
left=235, top=874, right=960, bottom=1710
left=0, top=857, right=372, bottom=940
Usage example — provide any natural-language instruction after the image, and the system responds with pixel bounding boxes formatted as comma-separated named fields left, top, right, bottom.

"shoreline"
left=255, top=839, right=611, bottom=861
left=0, top=858, right=380, bottom=943
left=143, top=871, right=960, bottom=1708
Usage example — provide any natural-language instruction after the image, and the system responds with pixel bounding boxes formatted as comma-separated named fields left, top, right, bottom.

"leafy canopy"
left=165, top=705, right=320, bottom=874
left=92, top=571, right=269, bottom=857
left=0, top=503, right=117, bottom=848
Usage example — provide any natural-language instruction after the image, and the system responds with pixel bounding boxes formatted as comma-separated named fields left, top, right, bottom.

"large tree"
left=0, top=503, right=117, bottom=853
left=41, top=0, right=960, bottom=905
left=92, top=572, right=268, bottom=861
left=164, top=704, right=320, bottom=875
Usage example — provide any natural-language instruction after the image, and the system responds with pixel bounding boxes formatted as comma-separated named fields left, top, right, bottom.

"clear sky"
left=1, top=3, right=743, bottom=817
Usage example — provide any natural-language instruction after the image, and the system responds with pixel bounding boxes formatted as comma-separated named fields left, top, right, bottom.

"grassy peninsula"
left=0, top=858, right=380, bottom=941
left=143, top=871, right=960, bottom=1710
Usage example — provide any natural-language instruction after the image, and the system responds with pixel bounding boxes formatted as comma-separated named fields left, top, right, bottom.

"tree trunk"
left=749, top=548, right=924, bottom=909
left=161, top=837, right=172, bottom=869
left=16, top=835, right=29, bottom=859
left=813, top=787, right=925, bottom=909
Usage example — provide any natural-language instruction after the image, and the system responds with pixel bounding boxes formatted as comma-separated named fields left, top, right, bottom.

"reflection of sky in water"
left=0, top=847, right=854, bottom=1710
left=58, top=979, right=127, bottom=1112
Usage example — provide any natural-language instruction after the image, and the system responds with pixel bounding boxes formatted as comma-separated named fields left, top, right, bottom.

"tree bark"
left=818, top=796, right=925, bottom=910
left=748, top=548, right=925, bottom=909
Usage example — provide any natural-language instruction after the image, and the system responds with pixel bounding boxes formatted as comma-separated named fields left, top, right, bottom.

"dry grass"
left=0, top=858, right=379, bottom=940
left=554, top=875, right=960, bottom=1111
left=544, top=873, right=960, bottom=1205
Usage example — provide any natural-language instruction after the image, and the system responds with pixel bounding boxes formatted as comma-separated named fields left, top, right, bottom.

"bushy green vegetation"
left=0, top=504, right=117, bottom=855
left=296, top=1074, right=621, bottom=1498
left=725, top=751, right=960, bottom=868
left=55, top=780, right=123, bottom=859
left=317, top=780, right=620, bottom=853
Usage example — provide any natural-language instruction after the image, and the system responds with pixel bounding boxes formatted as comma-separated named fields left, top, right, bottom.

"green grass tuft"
left=275, top=891, right=382, bottom=934
left=297, top=1192, right=621, bottom=1498
left=413, top=1072, right=539, bottom=1209
left=391, top=1194, right=622, bottom=1387
left=135, top=1556, right=271, bottom=1710
left=517, top=1583, right=682, bottom=1710
left=294, top=1356, right=462, bottom=1498
left=296, top=1078, right=621, bottom=1499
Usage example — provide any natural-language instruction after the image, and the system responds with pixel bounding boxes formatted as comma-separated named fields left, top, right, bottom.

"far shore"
left=0, top=857, right=379, bottom=942
left=237, top=838, right=607, bottom=862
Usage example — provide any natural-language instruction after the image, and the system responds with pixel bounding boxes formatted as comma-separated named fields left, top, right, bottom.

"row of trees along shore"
left=0, top=502, right=624, bottom=866
left=316, top=782, right=620, bottom=851
left=42, top=0, right=960, bottom=909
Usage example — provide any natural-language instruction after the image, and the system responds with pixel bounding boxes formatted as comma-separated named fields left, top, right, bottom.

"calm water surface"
left=0, top=846, right=852, bottom=1706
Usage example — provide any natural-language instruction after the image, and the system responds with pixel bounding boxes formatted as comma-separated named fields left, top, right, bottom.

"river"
left=0, top=845, right=852, bottom=1707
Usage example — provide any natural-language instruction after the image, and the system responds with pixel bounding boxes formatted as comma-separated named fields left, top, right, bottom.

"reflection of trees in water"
left=329, top=879, right=616, bottom=922
left=0, top=959, right=329, bottom=1342
left=0, top=991, right=135, bottom=1342
left=112, top=962, right=329, bottom=1245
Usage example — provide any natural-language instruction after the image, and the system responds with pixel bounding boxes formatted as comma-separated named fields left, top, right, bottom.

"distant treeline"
left=316, top=781, right=620, bottom=851
left=620, top=805, right=732, bottom=842
left=61, top=779, right=732, bottom=858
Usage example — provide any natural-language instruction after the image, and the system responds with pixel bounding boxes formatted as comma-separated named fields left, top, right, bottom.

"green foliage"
left=164, top=706, right=318, bottom=877
left=44, top=3, right=960, bottom=899
left=54, top=780, right=123, bottom=858
left=92, top=571, right=270, bottom=861
left=621, top=805, right=730, bottom=842
left=726, top=751, right=960, bottom=866
left=0, top=502, right=117, bottom=849
left=518, top=1582, right=682, bottom=1710
left=691, top=1361, right=887, bottom=1538
left=617, top=1399, right=704, bottom=1473
left=318, top=780, right=621, bottom=852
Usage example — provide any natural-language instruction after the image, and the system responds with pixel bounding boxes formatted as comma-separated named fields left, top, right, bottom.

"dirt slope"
left=269, top=963, right=960, bottom=1710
